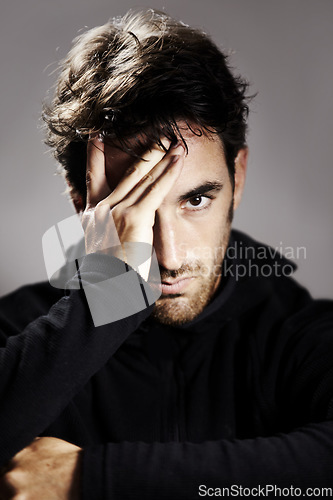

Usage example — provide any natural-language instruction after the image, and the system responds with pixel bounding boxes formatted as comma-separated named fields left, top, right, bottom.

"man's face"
left=151, top=131, right=235, bottom=325
left=104, top=128, right=246, bottom=325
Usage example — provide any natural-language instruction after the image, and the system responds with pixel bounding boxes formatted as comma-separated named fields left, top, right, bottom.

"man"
left=0, top=8, right=333, bottom=499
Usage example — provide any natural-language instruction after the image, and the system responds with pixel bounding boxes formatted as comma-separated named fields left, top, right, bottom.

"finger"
left=136, top=153, right=184, bottom=212
left=103, top=143, right=183, bottom=208
left=86, top=139, right=111, bottom=208
left=120, top=144, right=185, bottom=207
left=116, top=153, right=183, bottom=225
left=102, top=143, right=169, bottom=208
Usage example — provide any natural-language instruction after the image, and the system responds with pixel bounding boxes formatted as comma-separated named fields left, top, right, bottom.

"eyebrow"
left=177, top=181, right=224, bottom=202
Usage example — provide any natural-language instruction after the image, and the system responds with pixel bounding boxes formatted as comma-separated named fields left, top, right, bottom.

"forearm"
left=82, top=421, right=333, bottom=499
left=0, top=254, right=154, bottom=465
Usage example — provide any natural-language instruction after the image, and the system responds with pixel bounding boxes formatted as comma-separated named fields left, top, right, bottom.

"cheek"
left=184, top=221, right=229, bottom=264
left=184, top=196, right=233, bottom=262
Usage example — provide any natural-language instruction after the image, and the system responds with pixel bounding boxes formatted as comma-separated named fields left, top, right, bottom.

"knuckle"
left=95, top=200, right=104, bottom=209
left=85, top=203, right=95, bottom=211
left=81, top=208, right=94, bottom=228
left=86, top=171, right=92, bottom=185
left=82, top=207, right=93, bottom=219
left=5, top=469, right=15, bottom=480
left=111, top=204, right=122, bottom=220
left=146, top=182, right=159, bottom=194
left=95, top=203, right=109, bottom=215
left=142, top=172, right=154, bottom=183
left=15, top=494, right=30, bottom=500
left=4, top=469, right=20, bottom=484
left=96, top=200, right=114, bottom=214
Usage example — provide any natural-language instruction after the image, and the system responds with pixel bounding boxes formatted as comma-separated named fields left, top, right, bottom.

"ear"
left=233, top=147, right=248, bottom=211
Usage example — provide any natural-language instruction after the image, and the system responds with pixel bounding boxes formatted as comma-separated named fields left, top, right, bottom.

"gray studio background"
left=1, top=0, right=332, bottom=298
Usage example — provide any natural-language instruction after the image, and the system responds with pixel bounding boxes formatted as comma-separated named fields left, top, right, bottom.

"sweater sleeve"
left=0, top=254, right=154, bottom=465
left=80, top=301, right=333, bottom=499
left=81, top=421, right=333, bottom=499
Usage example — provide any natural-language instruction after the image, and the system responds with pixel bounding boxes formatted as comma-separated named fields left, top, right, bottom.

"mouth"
left=159, top=277, right=194, bottom=295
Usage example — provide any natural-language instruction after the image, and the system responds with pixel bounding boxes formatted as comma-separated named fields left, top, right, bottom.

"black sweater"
left=0, top=230, right=333, bottom=498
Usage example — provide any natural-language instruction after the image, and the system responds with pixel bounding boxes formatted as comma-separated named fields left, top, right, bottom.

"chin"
left=151, top=300, right=202, bottom=326
left=151, top=285, right=216, bottom=326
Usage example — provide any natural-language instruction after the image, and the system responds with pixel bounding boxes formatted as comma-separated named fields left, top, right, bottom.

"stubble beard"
left=152, top=214, right=233, bottom=326
left=151, top=264, right=222, bottom=325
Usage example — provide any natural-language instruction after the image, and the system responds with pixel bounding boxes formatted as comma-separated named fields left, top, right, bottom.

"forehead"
left=177, top=131, right=228, bottom=188
left=104, top=127, right=229, bottom=193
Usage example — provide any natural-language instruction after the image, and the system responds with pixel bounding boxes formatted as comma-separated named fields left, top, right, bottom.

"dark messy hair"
left=43, top=9, right=250, bottom=206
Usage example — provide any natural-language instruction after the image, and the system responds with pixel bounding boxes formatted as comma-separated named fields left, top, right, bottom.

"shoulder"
left=229, top=232, right=333, bottom=401
left=229, top=229, right=333, bottom=338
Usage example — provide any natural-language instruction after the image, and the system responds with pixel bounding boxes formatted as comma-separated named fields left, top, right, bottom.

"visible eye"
left=182, top=195, right=212, bottom=211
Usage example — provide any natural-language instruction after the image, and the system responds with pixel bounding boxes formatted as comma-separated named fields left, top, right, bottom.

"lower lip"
left=160, top=278, right=193, bottom=295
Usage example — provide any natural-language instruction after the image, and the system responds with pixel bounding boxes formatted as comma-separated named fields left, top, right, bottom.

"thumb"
left=86, top=138, right=111, bottom=208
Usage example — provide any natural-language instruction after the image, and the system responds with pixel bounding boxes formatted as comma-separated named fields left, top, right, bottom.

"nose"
left=153, top=211, right=184, bottom=271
